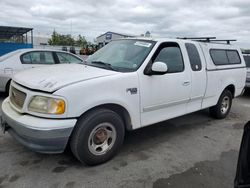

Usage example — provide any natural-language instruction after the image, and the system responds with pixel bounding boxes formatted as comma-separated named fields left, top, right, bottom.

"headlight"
left=28, top=96, right=65, bottom=115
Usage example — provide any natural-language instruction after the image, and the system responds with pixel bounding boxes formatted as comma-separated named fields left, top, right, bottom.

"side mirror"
left=150, top=62, right=168, bottom=75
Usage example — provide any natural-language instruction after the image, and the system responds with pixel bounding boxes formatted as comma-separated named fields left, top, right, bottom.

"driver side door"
left=139, top=42, right=192, bottom=127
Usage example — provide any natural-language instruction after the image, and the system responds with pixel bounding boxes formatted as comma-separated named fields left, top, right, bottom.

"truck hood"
left=13, top=64, right=118, bottom=92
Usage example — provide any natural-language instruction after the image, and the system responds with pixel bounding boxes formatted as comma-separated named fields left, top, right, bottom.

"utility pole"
left=70, top=20, right=72, bottom=37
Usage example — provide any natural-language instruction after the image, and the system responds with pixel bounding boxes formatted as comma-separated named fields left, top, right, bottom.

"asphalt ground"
left=0, top=90, right=249, bottom=188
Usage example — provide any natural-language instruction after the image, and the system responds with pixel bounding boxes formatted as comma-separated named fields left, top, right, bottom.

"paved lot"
left=0, top=91, right=249, bottom=188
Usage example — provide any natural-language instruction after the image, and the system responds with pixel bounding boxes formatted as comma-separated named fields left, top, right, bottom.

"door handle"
left=183, top=81, right=190, bottom=86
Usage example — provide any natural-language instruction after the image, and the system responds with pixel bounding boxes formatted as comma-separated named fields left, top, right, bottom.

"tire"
left=209, top=90, right=233, bottom=119
left=70, top=108, right=125, bottom=165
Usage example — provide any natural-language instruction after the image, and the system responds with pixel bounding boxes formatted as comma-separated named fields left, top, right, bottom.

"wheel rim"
left=221, top=96, right=230, bottom=114
left=88, top=123, right=117, bottom=156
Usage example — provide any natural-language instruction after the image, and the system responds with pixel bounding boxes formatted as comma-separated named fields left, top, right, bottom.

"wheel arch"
left=224, top=84, right=235, bottom=98
left=78, top=103, right=133, bottom=131
left=5, top=79, right=11, bottom=94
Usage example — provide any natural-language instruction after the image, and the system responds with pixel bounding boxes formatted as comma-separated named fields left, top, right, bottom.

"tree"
left=48, top=30, right=86, bottom=46
left=75, top=35, right=87, bottom=47
left=48, top=30, right=60, bottom=45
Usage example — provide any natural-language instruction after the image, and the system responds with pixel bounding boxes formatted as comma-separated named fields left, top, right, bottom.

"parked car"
left=243, top=53, right=250, bottom=88
left=234, top=121, right=250, bottom=188
left=1, top=38, right=246, bottom=165
left=69, top=46, right=76, bottom=54
left=62, top=46, right=67, bottom=52
left=0, top=49, right=83, bottom=94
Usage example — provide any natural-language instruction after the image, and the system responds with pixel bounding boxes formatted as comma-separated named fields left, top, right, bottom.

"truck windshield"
left=244, top=56, right=250, bottom=68
left=86, top=39, right=156, bottom=72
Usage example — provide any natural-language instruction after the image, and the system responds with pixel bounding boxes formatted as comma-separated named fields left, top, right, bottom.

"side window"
left=210, top=49, right=241, bottom=65
left=21, top=52, right=55, bottom=64
left=43, top=52, right=55, bottom=64
left=185, top=43, right=202, bottom=71
left=22, top=52, right=40, bottom=64
left=153, top=44, right=184, bottom=73
left=227, top=50, right=241, bottom=64
left=56, top=52, right=82, bottom=64
left=210, top=50, right=228, bottom=65
left=22, top=53, right=32, bottom=64
left=30, top=52, right=41, bottom=64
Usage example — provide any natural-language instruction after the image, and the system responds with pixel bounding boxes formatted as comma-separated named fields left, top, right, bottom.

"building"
left=96, top=31, right=135, bottom=47
left=0, top=26, right=33, bottom=56
left=32, top=35, right=50, bottom=46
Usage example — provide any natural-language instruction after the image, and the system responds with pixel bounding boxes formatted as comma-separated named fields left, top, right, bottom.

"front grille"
left=10, top=86, right=26, bottom=109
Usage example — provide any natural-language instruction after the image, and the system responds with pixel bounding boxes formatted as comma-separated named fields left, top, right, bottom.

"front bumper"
left=1, top=98, right=77, bottom=153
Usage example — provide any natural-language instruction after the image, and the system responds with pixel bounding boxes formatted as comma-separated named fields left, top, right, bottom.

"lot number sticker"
left=134, top=41, right=152, bottom=48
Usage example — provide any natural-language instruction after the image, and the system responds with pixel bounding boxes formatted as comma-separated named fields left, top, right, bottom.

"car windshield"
left=86, top=39, right=156, bottom=72
left=244, top=55, right=250, bottom=68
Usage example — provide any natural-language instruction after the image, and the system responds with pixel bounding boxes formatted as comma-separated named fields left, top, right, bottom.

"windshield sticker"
left=134, top=41, right=152, bottom=48
left=132, top=64, right=138, bottom=68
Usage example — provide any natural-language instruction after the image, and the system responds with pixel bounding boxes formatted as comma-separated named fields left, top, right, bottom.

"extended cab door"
left=139, top=42, right=192, bottom=127
left=185, top=42, right=207, bottom=112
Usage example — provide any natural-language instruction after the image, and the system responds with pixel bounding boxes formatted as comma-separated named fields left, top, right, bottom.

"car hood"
left=13, top=64, right=118, bottom=92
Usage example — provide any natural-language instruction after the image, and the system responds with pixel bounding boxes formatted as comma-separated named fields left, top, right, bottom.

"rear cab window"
left=210, top=49, right=241, bottom=66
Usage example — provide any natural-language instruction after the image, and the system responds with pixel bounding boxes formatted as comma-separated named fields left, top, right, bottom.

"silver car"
left=244, top=54, right=250, bottom=88
left=0, top=49, right=83, bottom=94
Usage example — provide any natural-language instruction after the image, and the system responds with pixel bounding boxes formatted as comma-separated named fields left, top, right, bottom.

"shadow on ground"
left=241, top=88, right=250, bottom=98
left=153, top=150, right=238, bottom=188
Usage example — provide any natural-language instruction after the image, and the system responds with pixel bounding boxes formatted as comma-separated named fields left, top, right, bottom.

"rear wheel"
left=70, top=109, right=125, bottom=165
left=209, top=90, right=233, bottom=119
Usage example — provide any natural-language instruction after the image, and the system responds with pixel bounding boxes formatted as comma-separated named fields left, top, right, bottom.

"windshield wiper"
left=91, top=61, right=115, bottom=71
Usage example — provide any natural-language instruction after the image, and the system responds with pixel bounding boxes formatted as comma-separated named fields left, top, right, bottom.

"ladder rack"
left=177, top=37, right=237, bottom=44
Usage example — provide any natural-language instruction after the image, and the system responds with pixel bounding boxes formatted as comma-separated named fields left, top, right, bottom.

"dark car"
left=62, top=46, right=68, bottom=52
left=70, top=46, right=76, bottom=54
left=243, top=54, right=250, bottom=88
left=234, top=121, right=250, bottom=188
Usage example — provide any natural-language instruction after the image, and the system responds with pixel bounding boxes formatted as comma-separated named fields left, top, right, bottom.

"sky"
left=0, top=0, right=250, bottom=48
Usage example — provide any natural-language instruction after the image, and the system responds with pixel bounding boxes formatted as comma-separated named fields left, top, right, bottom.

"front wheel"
left=70, top=109, right=125, bottom=165
left=209, top=90, right=233, bottom=119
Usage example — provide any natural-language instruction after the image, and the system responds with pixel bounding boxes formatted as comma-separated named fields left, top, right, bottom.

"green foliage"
left=48, top=30, right=87, bottom=46
left=75, top=35, right=87, bottom=47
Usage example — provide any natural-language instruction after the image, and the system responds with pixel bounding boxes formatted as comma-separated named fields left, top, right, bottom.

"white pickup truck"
left=1, top=38, right=246, bottom=165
